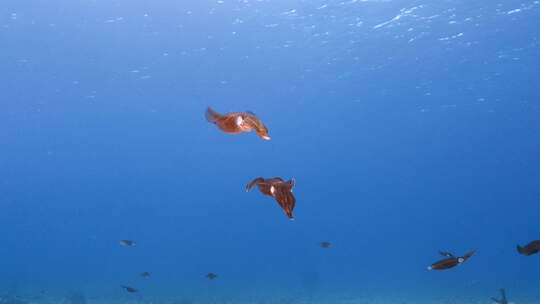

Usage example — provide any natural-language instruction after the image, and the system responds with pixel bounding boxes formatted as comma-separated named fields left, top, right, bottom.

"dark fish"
left=428, top=250, right=475, bottom=270
left=206, top=107, right=270, bottom=140
left=140, top=272, right=151, bottom=278
left=517, top=240, right=540, bottom=256
left=121, top=285, right=138, bottom=293
left=206, top=273, right=218, bottom=280
left=491, top=288, right=509, bottom=304
left=246, top=177, right=296, bottom=220
left=320, top=241, right=332, bottom=248
left=119, top=240, right=136, bottom=247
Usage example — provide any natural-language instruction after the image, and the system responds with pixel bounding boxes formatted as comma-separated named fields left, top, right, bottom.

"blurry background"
left=0, top=0, right=539, bottom=301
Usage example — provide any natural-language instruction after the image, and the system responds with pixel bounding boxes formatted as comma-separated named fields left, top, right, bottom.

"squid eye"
left=458, top=257, right=464, bottom=263
left=235, top=116, right=244, bottom=126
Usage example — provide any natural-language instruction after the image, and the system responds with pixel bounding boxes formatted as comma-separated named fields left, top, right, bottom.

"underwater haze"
left=1, top=0, right=540, bottom=303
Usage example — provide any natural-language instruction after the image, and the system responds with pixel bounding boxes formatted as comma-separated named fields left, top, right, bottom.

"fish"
left=427, top=250, right=475, bottom=270
left=246, top=177, right=296, bottom=220
left=206, top=272, right=218, bottom=280
left=320, top=241, right=332, bottom=248
left=516, top=240, right=540, bottom=256
left=121, top=285, right=138, bottom=293
left=119, top=240, right=136, bottom=247
left=205, top=107, right=270, bottom=140
left=140, top=272, right=151, bottom=278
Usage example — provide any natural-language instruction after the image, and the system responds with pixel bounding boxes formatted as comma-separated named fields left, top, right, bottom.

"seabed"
left=0, top=290, right=533, bottom=304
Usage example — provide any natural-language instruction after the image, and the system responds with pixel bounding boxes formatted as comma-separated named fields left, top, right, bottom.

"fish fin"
left=246, top=111, right=256, bottom=116
left=205, top=107, right=221, bottom=123
left=246, top=177, right=265, bottom=192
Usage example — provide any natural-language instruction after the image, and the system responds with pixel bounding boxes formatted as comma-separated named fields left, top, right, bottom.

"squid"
left=206, top=107, right=270, bottom=140
left=246, top=177, right=296, bottom=220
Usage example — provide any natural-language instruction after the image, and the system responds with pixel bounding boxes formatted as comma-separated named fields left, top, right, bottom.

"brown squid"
left=517, top=240, right=540, bottom=256
left=427, top=250, right=475, bottom=270
left=206, top=107, right=270, bottom=140
left=246, top=177, right=296, bottom=220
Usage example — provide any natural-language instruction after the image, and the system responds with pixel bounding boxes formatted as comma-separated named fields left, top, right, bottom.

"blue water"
left=1, top=0, right=540, bottom=303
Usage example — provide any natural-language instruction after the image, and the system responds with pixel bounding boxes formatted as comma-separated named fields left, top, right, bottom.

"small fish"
left=491, top=288, right=509, bottom=304
left=119, top=240, right=136, bottom=247
left=205, top=107, right=270, bottom=140
left=516, top=240, right=540, bottom=256
left=246, top=177, right=296, bottom=220
left=140, top=272, right=151, bottom=278
left=320, top=241, right=332, bottom=248
left=428, top=250, right=475, bottom=270
left=121, top=285, right=138, bottom=293
left=206, top=272, right=218, bottom=280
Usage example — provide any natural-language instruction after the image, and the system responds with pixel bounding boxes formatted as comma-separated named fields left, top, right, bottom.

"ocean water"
left=1, top=0, right=540, bottom=303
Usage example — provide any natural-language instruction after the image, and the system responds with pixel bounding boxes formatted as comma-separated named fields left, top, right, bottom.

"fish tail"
left=205, top=107, right=222, bottom=123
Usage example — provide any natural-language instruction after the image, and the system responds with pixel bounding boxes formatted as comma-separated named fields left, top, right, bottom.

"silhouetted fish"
left=206, top=273, right=217, bottom=280
left=121, top=285, right=138, bottom=293
left=428, top=250, right=475, bottom=270
left=140, top=272, right=151, bottom=278
left=119, top=240, right=136, bottom=247
left=517, top=240, right=540, bottom=256
left=206, top=107, right=270, bottom=140
left=246, top=177, right=296, bottom=220
left=320, top=241, right=332, bottom=248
